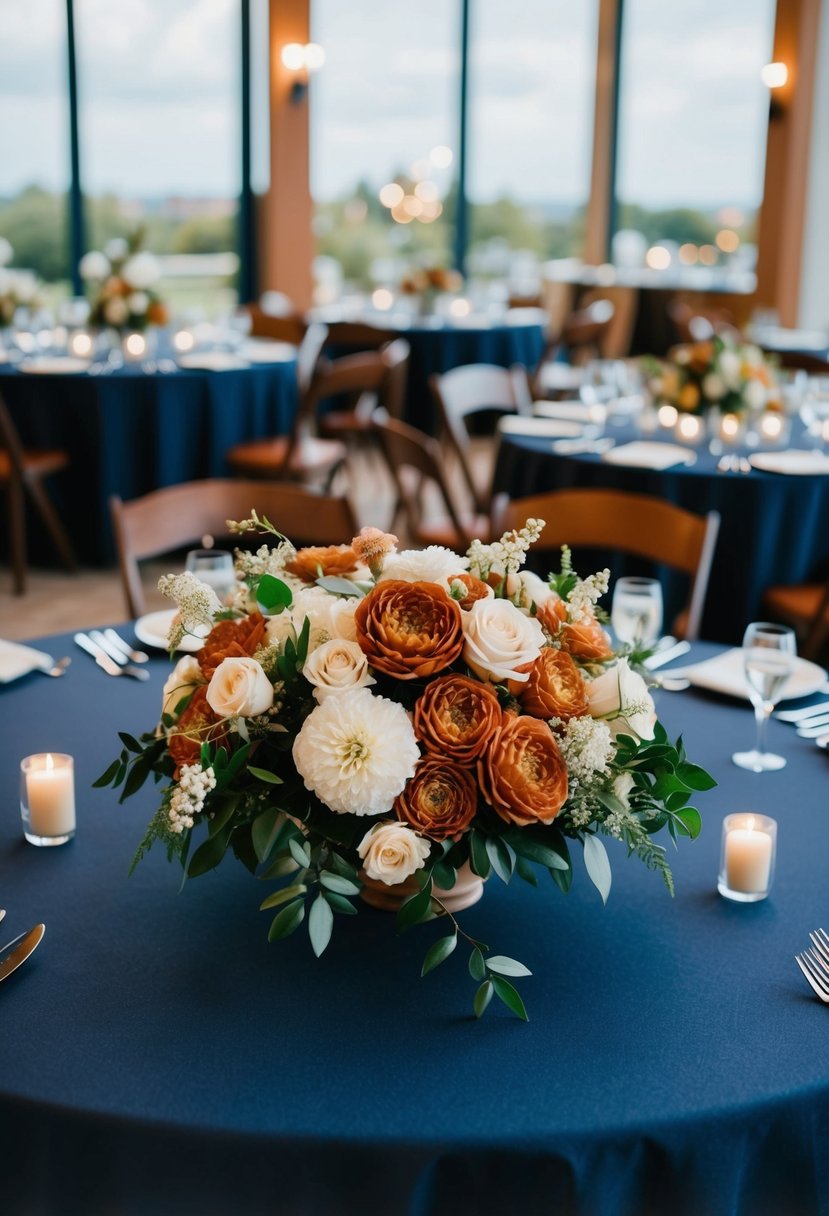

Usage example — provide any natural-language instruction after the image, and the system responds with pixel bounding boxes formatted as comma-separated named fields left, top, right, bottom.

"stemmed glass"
left=611, top=577, right=663, bottom=651
left=732, top=622, right=797, bottom=772
left=185, top=549, right=236, bottom=602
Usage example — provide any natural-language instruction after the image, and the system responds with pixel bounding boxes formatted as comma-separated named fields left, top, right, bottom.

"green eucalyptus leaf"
left=469, top=947, right=487, bottom=981
left=490, top=975, right=529, bottom=1021
left=252, top=807, right=284, bottom=864
left=676, top=761, right=717, bottom=791
left=259, top=883, right=307, bottom=911
left=319, top=871, right=361, bottom=896
left=288, top=836, right=312, bottom=869
left=322, top=890, right=358, bottom=915
left=486, top=955, right=532, bottom=978
left=582, top=834, right=612, bottom=905
left=421, top=934, right=457, bottom=977
left=315, top=576, right=364, bottom=598
left=187, top=823, right=233, bottom=878
left=485, top=836, right=515, bottom=884
left=308, top=893, right=334, bottom=957
left=93, top=758, right=122, bottom=788
left=248, top=766, right=283, bottom=786
left=396, top=883, right=433, bottom=933
left=469, top=831, right=492, bottom=880
left=473, top=980, right=494, bottom=1018
left=268, top=898, right=305, bottom=941
left=431, top=861, right=457, bottom=890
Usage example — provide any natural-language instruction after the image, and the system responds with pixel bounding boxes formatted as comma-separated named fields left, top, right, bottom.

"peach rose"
left=521, top=648, right=590, bottom=721
left=206, top=656, right=274, bottom=718
left=303, top=638, right=375, bottom=701
left=357, top=820, right=431, bottom=885
left=284, top=544, right=359, bottom=584
left=414, top=674, right=502, bottom=764
left=355, top=580, right=463, bottom=679
left=395, top=756, right=478, bottom=841
left=462, top=597, right=545, bottom=685
left=478, top=715, right=568, bottom=827
left=168, top=687, right=229, bottom=775
left=199, top=612, right=267, bottom=678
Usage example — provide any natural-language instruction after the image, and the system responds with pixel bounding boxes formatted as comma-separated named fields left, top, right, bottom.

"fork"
left=795, top=928, right=829, bottom=1003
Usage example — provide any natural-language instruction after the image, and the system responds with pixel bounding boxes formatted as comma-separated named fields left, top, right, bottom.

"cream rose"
left=161, top=655, right=203, bottom=723
left=206, top=656, right=274, bottom=718
left=357, top=820, right=431, bottom=885
left=587, top=659, right=656, bottom=741
left=463, top=597, right=545, bottom=684
left=265, top=612, right=297, bottom=650
left=303, top=639, right=375, bottom=702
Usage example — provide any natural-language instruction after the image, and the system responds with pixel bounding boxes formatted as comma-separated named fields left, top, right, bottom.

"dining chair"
left=770, top=351, right=829, bottom=376
left=372, top=410, right=490, bottom=550
left=0, top=393, right=76, bottom=595
left=429, top=363, right=532, bottom=515
left=531, top=299, right=616, bottom=398
left=318, top=337, right=410, bottom=438
left=761, top=576, right=829, bottom=661
left=110, top=478, right=359, bottom=619
left=492, top=487, right=720, bottom=641
left=323, top=321, right=400, bottom=351
left=244, top=302, right=307, bottom=347
left=579, top=286, right=639, bottom=359
left=226, top=336, right=405, bottom=490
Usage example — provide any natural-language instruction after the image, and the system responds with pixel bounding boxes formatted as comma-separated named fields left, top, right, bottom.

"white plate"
left=748, top=450, right=829, bottom=476
left=675, top=648, right=826, bottom=702
left=536, top=365, right=584, bottom=393
left=242, top=340, right=297, bottom=364
left=532, top=400, right=599, bottom=423
left=498, top=415, right=585, bottom=439
left=177, top=352, right=250, bottom=372
left=18, top=356, right=91, bottom=375
left=0, top=639, right=54, bottom=683
left=134, top=609, right=207, bottom=653
left=602, top=441, right=696, bottom=470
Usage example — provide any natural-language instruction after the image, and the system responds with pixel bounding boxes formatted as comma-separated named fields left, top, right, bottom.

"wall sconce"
left=761, top=61, right=789, bottom=121
left=281, top=42, right=325, bottom=104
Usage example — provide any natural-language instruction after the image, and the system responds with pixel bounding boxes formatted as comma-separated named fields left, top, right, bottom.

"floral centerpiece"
left=646, top=334, right=780, bottom=416
left=0, top=240, right=42, bottom=326
left=99, top=518, right=714, bottom=1020
left=80, top=234, right=169, bottom=332
left=400, top=266, right=463, bottom=316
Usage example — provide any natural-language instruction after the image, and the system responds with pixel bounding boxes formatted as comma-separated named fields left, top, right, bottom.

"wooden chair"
left=0, top=394, right=76, bottom=595
left=492, top=488, right=720, bottom=641
left=429, top=363, right=532, bottom=515
left=769, top=352, right=829, bottom=376
left=226, top=336, right=407, bottom=488
left=244, top=303, right=307, bottom=347
left=318, top=338, right=410, bottom=439
left=762, top=577, right=829, bottom=661
left=324, top=321, right=400, bottom=351
left=532, top=299, right=615, bottom=398
left=372, top=410, right=489, bottom=550
left=110, top=479, right=359, bottom=619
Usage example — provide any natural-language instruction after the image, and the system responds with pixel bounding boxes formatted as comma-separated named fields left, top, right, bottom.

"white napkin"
left=536, top=365, right=584, bottom=393
left=242, top=340, right=297, bottom=364
left=18, top=357, right=90, bottom=375
left=177, top=352, right=250, bottom=372
left=0, top=639, right=54, bottom=683
left=498, top=415, right=585, bottom=439
left=673, top=648, right=826, bottom=701
left=532, top=400, right=598, bottom=423
left=748, top=450, right=829, bottom=476
left=602, top=441, right=696, bottom=469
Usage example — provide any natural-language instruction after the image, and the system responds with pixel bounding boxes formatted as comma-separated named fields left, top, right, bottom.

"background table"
left=0, top=357, right=298, bottom=565
left=1, top=631, right=828, bottom=1214
left=493, top=421, right=829, bottom=644
left=322, top=309, right=547, bottom=432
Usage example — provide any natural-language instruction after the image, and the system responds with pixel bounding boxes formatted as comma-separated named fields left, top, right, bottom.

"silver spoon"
left=39, top=656, right=71, bottom=678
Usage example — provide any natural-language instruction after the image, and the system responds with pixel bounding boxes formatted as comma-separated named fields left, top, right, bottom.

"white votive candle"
left=676, top=413, right=703, bottom=443
left=20, top=753, right=76, bottom=846
left=69, top=331, right=93, bottom=358
left=718, top=813, right=776, bottom=902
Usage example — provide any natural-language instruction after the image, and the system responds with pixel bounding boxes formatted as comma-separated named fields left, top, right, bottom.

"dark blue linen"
left=0, top=631, right=827, bottom=1215
left=327, top=316, right=545, bottom=432
left=0, top=359, right=298, bottom=566
left=493, top=422, right=829, bottom=644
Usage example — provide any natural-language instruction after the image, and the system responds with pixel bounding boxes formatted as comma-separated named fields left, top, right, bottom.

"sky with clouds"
left=1, top=0, right=776, bottom=211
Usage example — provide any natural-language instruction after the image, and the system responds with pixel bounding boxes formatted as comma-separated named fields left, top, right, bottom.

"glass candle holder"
left=20, top=753, right=76, bottom=846
left=718, top=813, right=777, bottom=902
left=673, top=412, right=705, bottom=446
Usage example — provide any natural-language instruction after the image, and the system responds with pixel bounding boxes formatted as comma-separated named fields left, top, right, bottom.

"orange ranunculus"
left=560, top=615, right=614, bottom=662
left=677, top=383, right=701, bottom=412
left=688, top=341, right=714, bottom=374
left=414, top=673, right=503, bottom=763
left=449, top=572, right=492, bottom=612
left=521, top=648, right=590, bottom=721
left=479, top=715, right=568, bottom=827
left=395, top=756, right=478, bottom=841
left=167, top=687, right=229, bottom=775
left=355, top=580, right=463, bottom=679
left=146, top=300, right=169, bottom=326
left=536, top=597, right=567, bottom=638
left=199, top=611, right=267, bottom=678
left=284, top=544, right=359, bottom=584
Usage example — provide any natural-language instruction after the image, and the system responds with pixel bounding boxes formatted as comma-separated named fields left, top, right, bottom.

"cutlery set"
left=716, top=454, right=752, bottom=474
left=73, top=630, right=150, bottom=680
left=795, top=929, right=829, bottom=1004
left=776, top=696, right=829, bottom=748
left=0, top=921, right=45, bottom=985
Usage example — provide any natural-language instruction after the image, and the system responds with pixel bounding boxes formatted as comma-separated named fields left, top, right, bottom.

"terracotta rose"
left=167, top=687, right=229, bottom=775
left=479, top=715, right=568, bottom=827
left=395, top=756, right=477, bottom=841
left=414, top=674, right=502, bottom=764
left=355, top=580, right=463, bottom=679
left=199, top=612, right=267, bottom=679
left=521, top=648, right=590, bottom=721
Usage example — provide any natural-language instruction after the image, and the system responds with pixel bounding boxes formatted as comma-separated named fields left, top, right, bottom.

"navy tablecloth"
left=493, top=423, right=829, bottom=645
left=0, top=631, right=828, bottom=1215
left=327, top=314, right=546, bottom=432
left=0, top=359, right=298, bottom=566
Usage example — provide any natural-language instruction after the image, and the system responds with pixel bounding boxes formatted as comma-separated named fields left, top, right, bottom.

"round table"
left=320, top=309, right=547, bottom=432
left=0, top=630, right=827, bottom=1215
left=0, top=350, right=299, bottom=566
left=493, top=421, right=829, bottom=644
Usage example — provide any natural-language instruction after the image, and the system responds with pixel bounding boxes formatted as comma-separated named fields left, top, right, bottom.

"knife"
left=88, top=630, right=129, bottom=665
left=103, top=629, right=149, bottom=664
left=0, top=923, right=45, bottom=984
left=644, top=640, right=691, bottom=670
left=73, top=633, right=149, bottom=681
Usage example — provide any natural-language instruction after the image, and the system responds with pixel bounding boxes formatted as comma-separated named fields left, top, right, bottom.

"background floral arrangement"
left=400, top=266, right=463, bottom=296
left=80, top=232, right=169, bottom=332
left=0, top=239, right=42, bottom=326
left=99, top=518, right=714, bottom=1020
left=647, top=333, right=780, bottom=416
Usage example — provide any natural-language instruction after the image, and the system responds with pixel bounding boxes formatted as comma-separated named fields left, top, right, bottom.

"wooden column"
left=584, top=0, right=622, bottom=265
left=754, top=0, right=821, bottom=325
left=258, top=0, right=314, bottom=310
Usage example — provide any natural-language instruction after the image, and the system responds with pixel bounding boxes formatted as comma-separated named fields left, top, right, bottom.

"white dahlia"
left=292, top=688, right=419, bottom=816
left=380, top=546, right=468, bottom=586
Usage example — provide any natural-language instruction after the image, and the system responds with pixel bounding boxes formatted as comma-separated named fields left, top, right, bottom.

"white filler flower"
left=292, top=687, right=419, bottom=816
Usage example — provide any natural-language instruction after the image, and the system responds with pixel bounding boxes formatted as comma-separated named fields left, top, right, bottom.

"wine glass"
left=611, top=577, right=663, bottom=650
left=185, top=549, right=236, bottom=602
left=798, top=378, right=829, bottom=451
left=732, top=622, right=797, bottom=772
